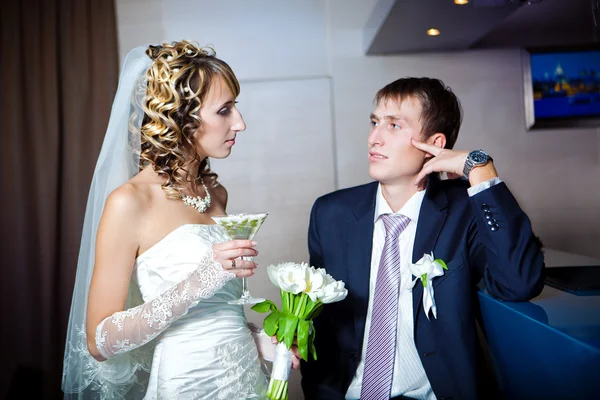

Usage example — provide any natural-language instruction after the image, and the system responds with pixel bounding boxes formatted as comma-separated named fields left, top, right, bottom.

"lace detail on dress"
left=95, top=250, right=235, bottom=359
left=63, top=325, right=152, bottom=399
left=215, top=336, right=268, bottom=399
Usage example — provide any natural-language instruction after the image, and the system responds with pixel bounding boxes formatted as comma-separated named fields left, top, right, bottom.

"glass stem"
left=241, top=277, right=250, bottom=297
left=241, top=256, right=250, bottom=298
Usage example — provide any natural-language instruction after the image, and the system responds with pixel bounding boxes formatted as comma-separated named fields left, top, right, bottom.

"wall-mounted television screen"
left=522, top=45, right=600, bottom=130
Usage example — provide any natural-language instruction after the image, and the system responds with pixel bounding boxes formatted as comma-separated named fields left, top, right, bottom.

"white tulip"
left=305, top=267, right=328, bottom=302
left=308, top=269, right=347, bottom=303
left=266, top=262, right=348, bottom=304
left=318, top=280, right=348, bottom=304
left=267, top=262, right=308, bottom=294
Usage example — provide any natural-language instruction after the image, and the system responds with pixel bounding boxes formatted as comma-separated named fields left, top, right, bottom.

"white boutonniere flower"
left=408, top=252, right=448, bottom=320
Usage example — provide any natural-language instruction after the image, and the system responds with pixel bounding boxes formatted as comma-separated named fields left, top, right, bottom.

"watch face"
left=470, top=150, right=488, bottom=164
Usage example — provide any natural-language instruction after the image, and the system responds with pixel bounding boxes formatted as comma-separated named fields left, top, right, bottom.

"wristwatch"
left=463, top=149, right=491, bottom=179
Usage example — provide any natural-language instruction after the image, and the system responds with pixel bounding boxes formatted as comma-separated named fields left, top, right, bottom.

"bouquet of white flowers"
left=251, top=262, right=348, bottom=400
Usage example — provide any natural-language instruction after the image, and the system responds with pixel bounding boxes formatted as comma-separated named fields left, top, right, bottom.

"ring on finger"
left=231, top=259, right=236, bottom=269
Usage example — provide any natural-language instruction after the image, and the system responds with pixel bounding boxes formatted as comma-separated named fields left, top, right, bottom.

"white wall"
left=116, top=0, right=329, bottom=81
left=115, top=0, right=600, bottom=398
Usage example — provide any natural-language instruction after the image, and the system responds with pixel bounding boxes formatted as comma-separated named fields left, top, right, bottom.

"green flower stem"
left=294, top=293, right=308, bottom=317
left=288, top=292, right=294, bottom=313
left=277, top=380, right=288, bottom=399
left=299, top=293, right=308, bottom=317
left=286, top=292, right=290, bottom=312
left=281, top=291, right=291, bottom=313
left=291, top=292, right=298, bottom=314
left=305, top=302, right=323, bottom=320
left=267, top=378, right=275, bottom=396
left=266, top=378, right=288, bottom=400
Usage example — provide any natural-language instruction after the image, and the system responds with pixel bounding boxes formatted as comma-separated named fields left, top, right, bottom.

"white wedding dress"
left=135, top=224, right=268, bottom=399
left=64, top=223, right=269, bottom=399
left=62, top=47, right=270, bottom=400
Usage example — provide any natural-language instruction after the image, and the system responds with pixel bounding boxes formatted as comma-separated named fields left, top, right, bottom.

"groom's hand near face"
left=411, top=139, right=498, bottom=188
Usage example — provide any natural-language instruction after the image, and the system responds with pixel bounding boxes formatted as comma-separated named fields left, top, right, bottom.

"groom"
left=300, top=77, right=545, bottom=399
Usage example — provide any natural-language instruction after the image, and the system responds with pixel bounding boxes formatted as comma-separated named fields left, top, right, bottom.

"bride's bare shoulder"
left=103, top=172, right=156, bottom=222
left=102, top=185, right=146, bottom=226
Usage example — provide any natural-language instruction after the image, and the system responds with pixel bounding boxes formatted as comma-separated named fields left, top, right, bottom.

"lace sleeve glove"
left=95, top=251, right=235, bottom=360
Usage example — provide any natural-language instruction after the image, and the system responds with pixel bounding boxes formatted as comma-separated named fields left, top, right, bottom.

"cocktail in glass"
left=212, top=212, right=268, bottom=305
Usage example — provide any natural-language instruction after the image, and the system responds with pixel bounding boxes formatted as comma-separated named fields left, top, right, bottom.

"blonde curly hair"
left=138, top=40, right=240, bottom=198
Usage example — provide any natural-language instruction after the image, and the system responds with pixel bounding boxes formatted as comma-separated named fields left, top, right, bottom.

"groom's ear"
left=427, top=133, right=446, bottom=149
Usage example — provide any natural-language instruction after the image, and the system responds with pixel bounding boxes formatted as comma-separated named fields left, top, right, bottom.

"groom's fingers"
left=414, top=157, right=436, bottom=187
left=411, top=138, right=442, bottom=156
left=271, top=337, right=303, bottom=369
left=290, top=344, right=302, bottom=369
left=291, top=355, right=301, bottom=369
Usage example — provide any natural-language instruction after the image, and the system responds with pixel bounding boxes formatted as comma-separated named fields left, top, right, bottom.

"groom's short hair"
left=375, top=77, right=462, bottom=149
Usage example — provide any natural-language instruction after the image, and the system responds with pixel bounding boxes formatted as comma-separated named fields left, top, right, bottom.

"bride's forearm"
left=91, top=253, right=234, bottom=361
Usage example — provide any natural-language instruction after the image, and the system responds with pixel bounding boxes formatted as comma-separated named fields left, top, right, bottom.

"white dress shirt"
left=346, top=178, right=501, bottom=400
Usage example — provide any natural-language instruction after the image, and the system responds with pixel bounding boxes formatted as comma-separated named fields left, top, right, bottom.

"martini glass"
left=211, top=212, right=269, bottom=305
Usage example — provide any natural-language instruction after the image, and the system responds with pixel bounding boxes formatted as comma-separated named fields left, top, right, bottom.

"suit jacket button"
left=490, top=224, right=499, bottom=232
left=350, top=353, right=357, bottom=361
left=482, top=203, right=490, bottom=212
left=484, top=211, right=493, bottom=219
left=487, top=218, right=497, bottom=226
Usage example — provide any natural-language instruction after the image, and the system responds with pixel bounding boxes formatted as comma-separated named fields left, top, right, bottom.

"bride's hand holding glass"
left=212, top=240, right=258, bottom=277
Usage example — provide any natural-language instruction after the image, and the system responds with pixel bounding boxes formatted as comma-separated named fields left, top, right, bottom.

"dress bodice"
left=133, top=224, right=242, bottom=304
left=131, top=224, right=267, bottom=399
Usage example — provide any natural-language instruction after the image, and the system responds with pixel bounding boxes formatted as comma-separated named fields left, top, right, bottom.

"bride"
left=62, top=40, right=290, bottom=399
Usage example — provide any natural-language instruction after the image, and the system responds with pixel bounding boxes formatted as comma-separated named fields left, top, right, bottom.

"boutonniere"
left=408, top=252, right=448, bottom=320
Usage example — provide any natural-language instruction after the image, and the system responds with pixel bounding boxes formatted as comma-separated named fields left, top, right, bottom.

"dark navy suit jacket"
left=300, top=176, right=545, bottom=399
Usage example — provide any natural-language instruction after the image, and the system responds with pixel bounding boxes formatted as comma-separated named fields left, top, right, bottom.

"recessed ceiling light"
left=427, top=28, right=440, bottom=36
left=454, top=0, right=469, bottom=4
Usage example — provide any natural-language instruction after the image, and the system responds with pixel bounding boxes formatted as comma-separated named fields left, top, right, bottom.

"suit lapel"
left=412, top=176, right=448, bottom=323
left=347, top=182, right=377, bottom=352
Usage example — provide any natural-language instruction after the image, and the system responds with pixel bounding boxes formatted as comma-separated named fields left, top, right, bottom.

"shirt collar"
left=374, top=183, right=426, bottom=224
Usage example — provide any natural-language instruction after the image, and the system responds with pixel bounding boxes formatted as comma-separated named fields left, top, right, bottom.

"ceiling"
left=364, top=0, right=600, bottom=55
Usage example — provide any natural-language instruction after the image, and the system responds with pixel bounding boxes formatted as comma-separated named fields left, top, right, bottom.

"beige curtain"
left=0, top=0, right=119, bottom=397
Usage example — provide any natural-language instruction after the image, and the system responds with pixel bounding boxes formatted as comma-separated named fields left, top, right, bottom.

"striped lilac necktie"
left=360, top=213, right=411, bottom=400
